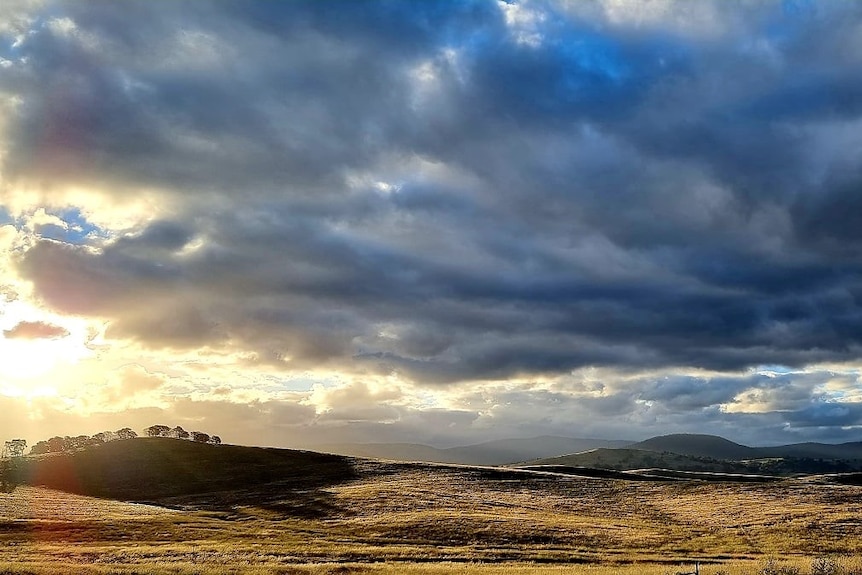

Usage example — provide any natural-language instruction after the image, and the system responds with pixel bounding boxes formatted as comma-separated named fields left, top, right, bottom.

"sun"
left=0, top=338, right=70, bottom=382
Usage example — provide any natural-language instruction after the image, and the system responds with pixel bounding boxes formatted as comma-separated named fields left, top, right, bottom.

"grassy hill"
left=520, top=446, right=862, bottom=477
left=757, top=440, right=862, bottom=459
left=630, top=434, right=757, bottom=459
left=519, top=448, right=755, bottom=474
left=4, top=436, right=862, bottom=572
left=3, top=448, right=862, bottom=572
left=6, top=437, right=356, bottom=502
left=314, top=434, right=862, bottom=467
left=628, top=433, right=862, bottom=462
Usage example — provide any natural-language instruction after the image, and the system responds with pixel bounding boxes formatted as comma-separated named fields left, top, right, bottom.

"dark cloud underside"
left=3, top=1, right=862, bottom=413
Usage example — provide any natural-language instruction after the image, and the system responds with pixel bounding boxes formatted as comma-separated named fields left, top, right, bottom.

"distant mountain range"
left=314, top=432, right=862, bottom=469
left=312, top=436, right=631, bottom=466
left=519, top=447, right=862, bottom=476
left=628, top=433, right=862, bottom=461
left=518, top=433, right=862, bottom=476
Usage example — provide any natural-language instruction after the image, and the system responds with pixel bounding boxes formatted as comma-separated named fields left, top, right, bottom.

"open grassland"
left=1, top=440, right=861, bottom=573
left=2, top=558, right=862, bottom=575
left=0, top=440, right=862, bottom=575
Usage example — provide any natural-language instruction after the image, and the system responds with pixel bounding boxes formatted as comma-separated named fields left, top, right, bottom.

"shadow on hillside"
left=831, top=472, right=862, bottom=486
left=12, top=438, right=361, bottom=518
left=156, top=482, right=347, bottom=519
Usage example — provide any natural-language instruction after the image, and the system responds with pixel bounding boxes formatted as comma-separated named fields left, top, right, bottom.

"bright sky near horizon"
left=2, top=0, right=862, bottom=448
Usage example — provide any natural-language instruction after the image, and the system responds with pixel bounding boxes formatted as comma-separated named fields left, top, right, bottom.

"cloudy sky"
left=2, top=0, right=862, bottom=449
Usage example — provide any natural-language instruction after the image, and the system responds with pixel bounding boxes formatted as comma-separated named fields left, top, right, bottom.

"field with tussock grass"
left=1, top=439, right=861, bottom=574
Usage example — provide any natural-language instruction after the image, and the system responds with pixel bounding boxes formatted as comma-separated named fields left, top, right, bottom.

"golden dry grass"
left=2, top=458, right=861, bottom=573
left=0, top=563, right=681, bottom=575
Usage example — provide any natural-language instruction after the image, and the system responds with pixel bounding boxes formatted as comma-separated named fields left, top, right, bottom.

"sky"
left=2, top=0, right=862, bottom=449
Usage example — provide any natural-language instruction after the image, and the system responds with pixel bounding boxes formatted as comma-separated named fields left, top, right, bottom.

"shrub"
left=758, top=558, right=801, bottom=575
left=811, top=556, right=842, bottom=575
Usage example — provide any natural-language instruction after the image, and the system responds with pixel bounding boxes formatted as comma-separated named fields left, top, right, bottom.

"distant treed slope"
left=629, top=433, right=862, bottom=461
left=316, top=434, right=862, bottom=466
left=13, top=437, right=357, bottom=501
left=522, top=448, right=748, bottom=473
left=756, top=441, right=862, bottom=460
left=630, top=434, right=757, bottom=460
left=522, top=447, right=862, bottom=476
left=314, top=436, right=632, bottom=465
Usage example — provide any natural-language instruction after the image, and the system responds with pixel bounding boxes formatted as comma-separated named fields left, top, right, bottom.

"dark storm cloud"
left=6, top=1, right=862, bottom=402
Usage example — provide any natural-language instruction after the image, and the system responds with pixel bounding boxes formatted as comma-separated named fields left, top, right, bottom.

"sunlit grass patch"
left=3, top=442, right=862, bottom=573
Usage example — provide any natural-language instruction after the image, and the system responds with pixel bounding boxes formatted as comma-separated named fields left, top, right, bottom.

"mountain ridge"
left=630, top=433, right=757, bottom=460
left=312, top=433, right=862, bottom=466
left=312, top=435, right=632, bottom=466
left=629, top=433, right=862, bottom=461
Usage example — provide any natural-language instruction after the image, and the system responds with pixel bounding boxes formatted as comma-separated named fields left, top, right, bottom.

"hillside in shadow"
left=7, top=438, right=357, bottom=505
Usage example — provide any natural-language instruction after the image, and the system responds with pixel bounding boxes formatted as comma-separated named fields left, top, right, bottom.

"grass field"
left=1, top=440, right=860, bottom=573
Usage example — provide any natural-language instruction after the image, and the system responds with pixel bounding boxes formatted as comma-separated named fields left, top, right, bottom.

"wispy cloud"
left=3, top=320, right=69, bottom=340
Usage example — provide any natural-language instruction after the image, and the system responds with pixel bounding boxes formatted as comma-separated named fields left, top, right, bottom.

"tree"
left=66, top=435, right=91, bottom=450
left=115, top=428, right=137, bottom=440
left=0, top=459, right=14, bottom=493
left=145, top=424, right=171, bottom=438
left=190, top=431, right=210, bottom=443
left=29, top=441, right=50, bottom=455
left=168, top=426, right=189, bottom=440
left=94, top=430, right=119, bottom=443
left=47, top=436, right=67, bottom=453
left=3, top=439, right=26, bottom=458
left=208, top=435, right=221, bottom=445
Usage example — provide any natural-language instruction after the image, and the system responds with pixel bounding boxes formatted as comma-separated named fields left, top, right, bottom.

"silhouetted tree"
left=47, top=436, right=66, bottom=453
left=208, top=435, right=221, bottom=445
left=93, top=430, right=119, bottom=443
left=190, top=431, right=210, bottom=443
left=0, top=459, right=15, bottom=493
left=0, top=468, right=9, bottom=491
left=115, top=428, right=137, bottom=440
left=67, top=435, right=92, bottom=450
left=3, top=439, right=26, bottom=458
left=168, top=426, right=190, bottom=440
left=145, top=424, right=171, bottom=437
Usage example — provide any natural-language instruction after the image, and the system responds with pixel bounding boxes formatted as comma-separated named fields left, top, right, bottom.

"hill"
left=4, top=443, right=862, bottom=571
left=521, top=446, right=862, bottom=477
left=756, top=441, right=862, bottom=460
left=627, top=433, right=862, bottom=462
left=630, top=434, right=757, bottom=460
left=7, top=437, right=356, bottom=502
left=313, top=435, right=631, bottom=465
left=520, top=448, right=756, bottom=474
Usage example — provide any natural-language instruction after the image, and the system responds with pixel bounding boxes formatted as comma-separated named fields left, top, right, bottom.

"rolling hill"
left=3, top=436, right=862, bottom=571
left=313, top=435, right=632, bottom=465
left=624, top=433, right=862, bottom=462
left=757, top=440, right=862, bottom=459
left=6, top=437, right=357, bottom=502
left=518, top=448, right=757, bottom=474
left=520, top=436, right=862, bottom=477
left=314, top=433, right=862, bottom=467
left=630, top=434, right=757, bottom=460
